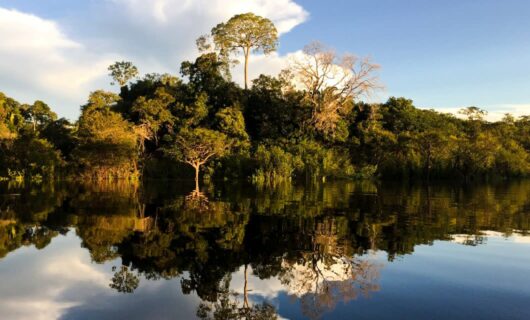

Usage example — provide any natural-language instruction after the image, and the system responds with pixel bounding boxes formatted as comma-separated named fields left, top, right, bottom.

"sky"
left=0, top=0, right=529, bottom=121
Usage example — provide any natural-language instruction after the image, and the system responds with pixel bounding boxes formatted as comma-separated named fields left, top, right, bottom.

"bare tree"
left=289, top=42, right=381, bottom=137
left=277, top=217, right=381, bottom=318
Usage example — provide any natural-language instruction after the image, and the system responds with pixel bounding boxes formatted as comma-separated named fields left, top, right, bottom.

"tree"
left=181, top=53, right=227, bottom=92
left=108, top=61, right=139, bottom=87
left=196, top=277, right=278, bottom=320
left=75, top=91, right=139, bottom=179
left=7, top=136, right=63, bottom=180
left=459, top=106, right=487, bottom=139
left=215, top=106, right=250, bottom=146
left=0, top=92, right=24, bottom=139
left=181, top=53, right=243, bottom=111
left=452, top=132, right=500, bottom=178
left=131, top=88, right=175, bottom=146
left=459, top=106, right=487, bottom=121
left=289, top=42, right=381, bottom=138
left=414, top=130, right=449, bottom=180
left=211, top=13, right=278, bottom=89
left=246, top=74, right=306, bottom=141
left=21, top=100, right=57, bottom=132
left=40, top=118, right=75, bottom=160
left=110, top=265, right=140, bottom=293
left=173, top=128, right=230, bottom=186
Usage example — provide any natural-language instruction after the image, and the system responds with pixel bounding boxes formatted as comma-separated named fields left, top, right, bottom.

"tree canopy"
left=210, top=13, right=278, bottom=89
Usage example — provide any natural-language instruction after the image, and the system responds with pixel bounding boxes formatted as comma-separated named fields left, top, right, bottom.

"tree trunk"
left=243, top=263, right=249, bottom=309
left=194, top=163, right=200, bottom=192
left=244, top=48, right=249, bottom=90
left=426, top=146, right=432, bottom=181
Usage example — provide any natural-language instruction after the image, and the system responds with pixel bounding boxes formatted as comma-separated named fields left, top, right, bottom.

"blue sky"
left=0, top=0, right=529, bottom=120
left=284, top=0, right=530, bottom=115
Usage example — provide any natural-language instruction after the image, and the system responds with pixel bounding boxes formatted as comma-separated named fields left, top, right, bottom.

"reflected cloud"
left=0, top=232, right=109, bottom=320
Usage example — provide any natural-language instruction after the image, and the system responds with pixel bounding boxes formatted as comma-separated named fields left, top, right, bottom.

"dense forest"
left=1, top=13, right=529, bottom=184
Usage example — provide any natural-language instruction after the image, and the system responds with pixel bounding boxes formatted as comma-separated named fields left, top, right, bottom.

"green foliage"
left=181, top=53, right=243, bottom=110
left=2, top=136, right=63, bottom=181
left=21, top=100, right=57, bottom=132
left=168, top=127, right=230, bottom=180
left=0, top=92, right=24, bottom=137
left=253, top=144, right=299, bottom=184
left=246, top=75, right=307, bottom=141
left=211, top=13, right=278, bottom=88
left=110, top=265, right=140, bottom=293
left=211, top=13, right=278, bottom=56
left=130, top=87, right=175, bottom=147
left=173, top=93, right=209, bottom=127
left=74, top=91, right=139, bottom=180
left=215, top=106, right=250, bottom=153
left=40, top=118, right=75, bottom=160
left=108, top=61, right=139, bottom=87
left=290, top=139, right=357, bottom=179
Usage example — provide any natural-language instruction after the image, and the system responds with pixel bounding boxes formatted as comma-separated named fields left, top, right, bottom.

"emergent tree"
left=210, top=13, right=278, bottom=89
left=108, top=61, right=139, bottom=87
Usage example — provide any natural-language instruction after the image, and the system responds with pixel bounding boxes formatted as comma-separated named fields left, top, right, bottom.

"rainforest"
left=1, top=14, right=529, bottom=185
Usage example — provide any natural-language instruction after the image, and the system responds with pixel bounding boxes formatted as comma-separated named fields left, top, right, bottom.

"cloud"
left=482, top=104, right=530, bottom=121
left=0, top=233, right=109, bottom=320
left=0, top=1, right=309, bottom=119
left=0, top=7, right=115, bottom=119
left=421, top=104, right=530, bottom=122
left=231, top=50, right=303, bottom=85
left=84, top=0, right=309, bottom=78
left=107, top=0, right=307, bottom=34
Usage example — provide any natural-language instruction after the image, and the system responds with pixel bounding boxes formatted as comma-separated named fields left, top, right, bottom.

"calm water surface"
left=0, top=180, right=529, bottom=319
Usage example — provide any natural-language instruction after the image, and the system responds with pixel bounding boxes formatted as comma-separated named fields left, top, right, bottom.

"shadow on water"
left=0, top=179, right=529, bottom=319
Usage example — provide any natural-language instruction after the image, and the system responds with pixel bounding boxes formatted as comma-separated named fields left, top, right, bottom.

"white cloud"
left=421, top=104, right=530, bottom=122
left=0, top=8, right=116, bottom=119
left=482, top=104, right=530, bottom=121
left=88, top=0, right=308, bottom=78
left=108, top=0, right=307, bottom=34
left=0, top=233, right=110, bottom=320
left=0, top=1, right=309, bottom=119
left=231, top=51, right=302, bottom=85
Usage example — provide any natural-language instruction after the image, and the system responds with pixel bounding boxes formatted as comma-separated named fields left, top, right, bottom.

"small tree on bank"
left=174, top=128, right=230, bottom=187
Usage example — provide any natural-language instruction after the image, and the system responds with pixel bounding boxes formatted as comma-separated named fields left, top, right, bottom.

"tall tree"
left=108, top=61, right=139, bottom=87
left=210, top=13, right=278, bottom=89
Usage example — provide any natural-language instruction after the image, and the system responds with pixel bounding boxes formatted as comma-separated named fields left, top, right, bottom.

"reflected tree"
left=196, top=276, right=278, bottom=320
left=110, top=265, right=140, bottom=293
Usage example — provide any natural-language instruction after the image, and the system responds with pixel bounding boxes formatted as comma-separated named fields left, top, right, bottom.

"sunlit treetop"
left=209, top=13, right=278, bottom=89
left=108, top=61, right=139, bottom=87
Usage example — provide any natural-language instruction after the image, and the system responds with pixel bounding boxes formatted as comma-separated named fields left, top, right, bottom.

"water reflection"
left=0, top=180, right=529, bottom=319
